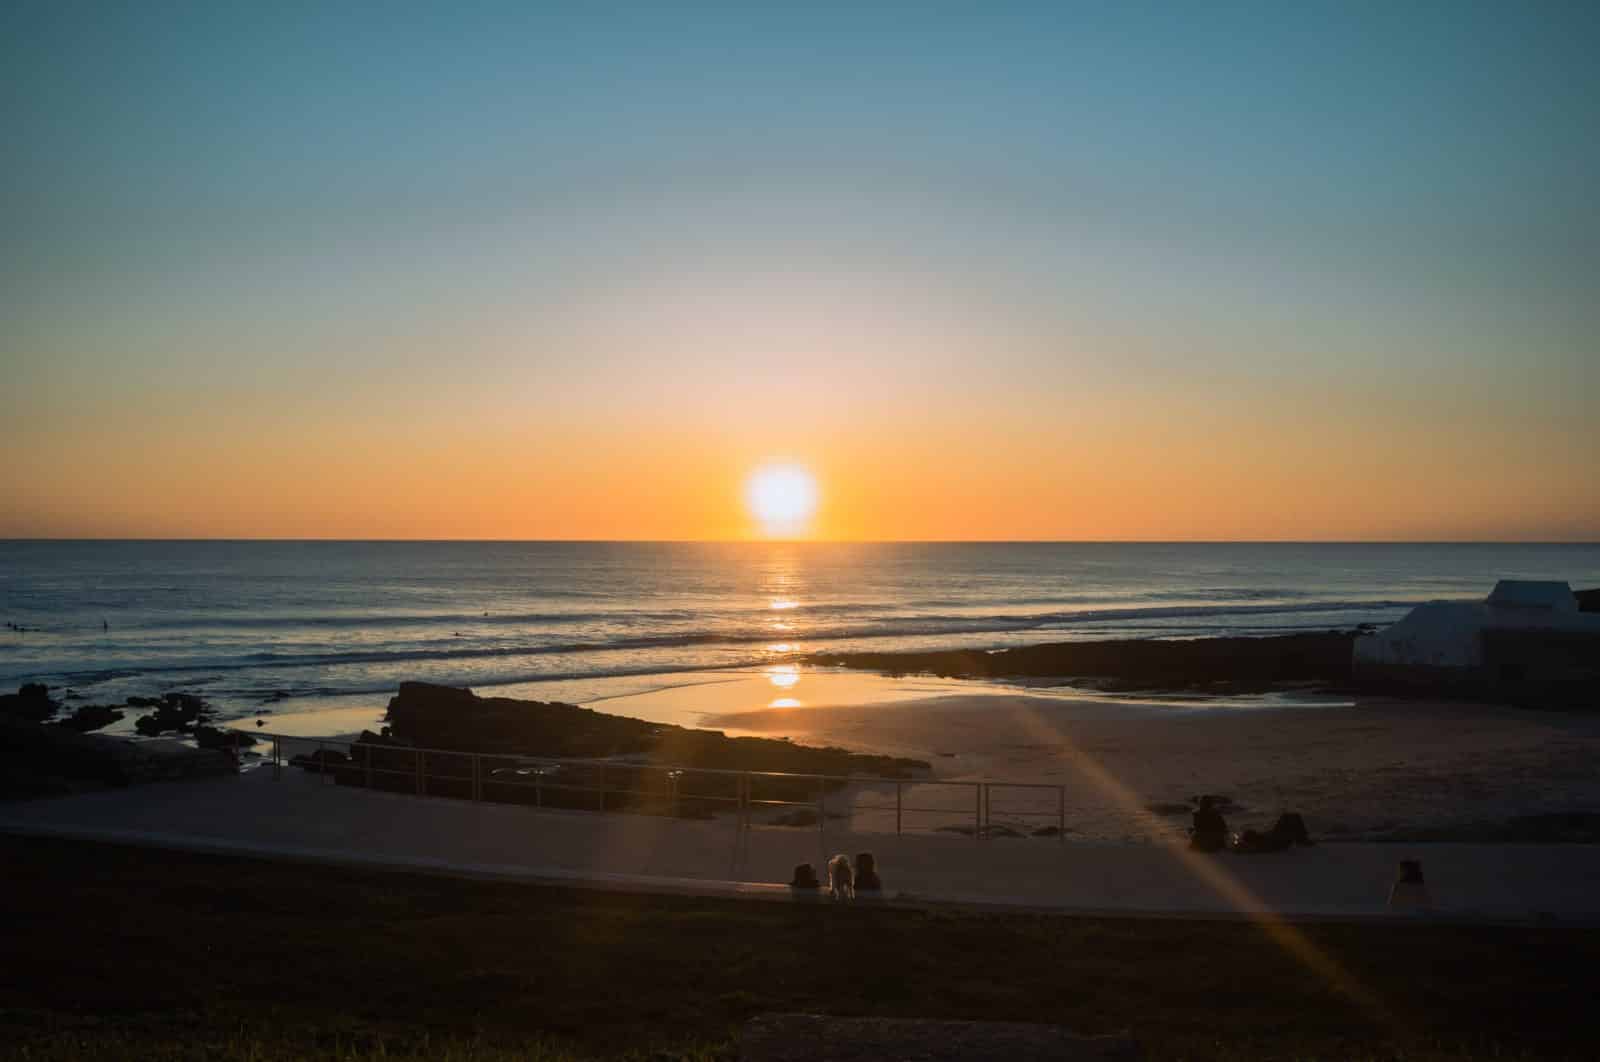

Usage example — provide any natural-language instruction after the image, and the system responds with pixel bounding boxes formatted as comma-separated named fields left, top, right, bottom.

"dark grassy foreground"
left=3, top=836, right=1596, bottom=1061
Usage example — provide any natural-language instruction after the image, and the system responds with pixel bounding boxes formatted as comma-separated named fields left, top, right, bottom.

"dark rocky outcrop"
left=133, top=693, right=211, bottom=736
left=289, top=748, right=351, bottom=773
left=382, top=681, right=926, bottom=777
left=0, top=716, right=234, bottom=798
left=809, top=632, right=1357, bottom=691
left=308, top=683, right=927, bottom=817
left=193, top=725, right=258, bottom=750
left=1576, top=588, right=1600, bottom=613
left=0, top=683, right=59, bottom=722
left=53, top=703, right=125, bottom=733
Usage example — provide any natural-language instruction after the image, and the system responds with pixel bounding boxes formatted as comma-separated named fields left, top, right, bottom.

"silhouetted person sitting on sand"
left=854, top=852, right=882, bottom=893
left=789, top=863, right=821, bottom=889
left=1189, top=796, right=1228, bottom=852
left=1388, top=860, right=1433, bottom=912
left=1231, top=812, right=1315, bottom=853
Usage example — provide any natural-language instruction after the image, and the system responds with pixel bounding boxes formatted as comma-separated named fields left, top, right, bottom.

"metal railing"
left=245, top=731, right=1071, bottom=841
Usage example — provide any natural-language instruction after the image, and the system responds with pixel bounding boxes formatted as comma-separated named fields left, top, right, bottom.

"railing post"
left=896, top=781, right=903, bottom=836
left=1058, top=786, right=1066, bottom=843
left=272, top=736, right=280, bottom=780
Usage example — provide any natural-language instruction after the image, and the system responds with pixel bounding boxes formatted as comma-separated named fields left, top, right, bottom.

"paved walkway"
left=5, top=768, right=1598, bottom=925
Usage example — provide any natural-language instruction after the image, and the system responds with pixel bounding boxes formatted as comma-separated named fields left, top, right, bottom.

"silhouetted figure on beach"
left=854, top=851, right=882, bottom=893
left=789, top=863, right=821, bottom=889
left=1189, top=796, right=1228, bottom=852
left=1388, top=860, right=1433, bottom=912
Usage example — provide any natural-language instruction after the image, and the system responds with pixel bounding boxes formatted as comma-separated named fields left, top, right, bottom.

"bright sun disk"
left=745, top=462, right=819, bottom=535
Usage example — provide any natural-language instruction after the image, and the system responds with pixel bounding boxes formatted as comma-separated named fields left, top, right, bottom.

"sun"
left=745, top=462, right=819, bottom=537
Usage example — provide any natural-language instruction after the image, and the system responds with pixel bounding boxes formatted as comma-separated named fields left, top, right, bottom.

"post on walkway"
left=272, top=736, right=281, bottom=780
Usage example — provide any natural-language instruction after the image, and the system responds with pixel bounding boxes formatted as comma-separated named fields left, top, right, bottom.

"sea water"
left=3, top=541, right=1597, bottom=721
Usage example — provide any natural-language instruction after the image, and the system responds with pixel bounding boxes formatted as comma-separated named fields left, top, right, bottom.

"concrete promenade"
left=5, top=767, right=1598, bottom=925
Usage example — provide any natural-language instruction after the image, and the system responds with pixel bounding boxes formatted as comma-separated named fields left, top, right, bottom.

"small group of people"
left=789, top=851, right=882, bottom=900
left=1188, top=796, right=1314, bottom=854
left=1190, top=798, right=1435, bottom=912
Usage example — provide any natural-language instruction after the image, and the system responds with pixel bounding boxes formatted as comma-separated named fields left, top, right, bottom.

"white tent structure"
left=1353, top=580, right=1600, bottom=684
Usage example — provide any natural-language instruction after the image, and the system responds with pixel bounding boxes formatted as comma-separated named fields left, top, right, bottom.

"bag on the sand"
left=1233, top=829, right=1290, bottom=853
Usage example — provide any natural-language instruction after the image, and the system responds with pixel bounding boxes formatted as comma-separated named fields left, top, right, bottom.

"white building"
left=1353, top=580, right=1600, bottom=685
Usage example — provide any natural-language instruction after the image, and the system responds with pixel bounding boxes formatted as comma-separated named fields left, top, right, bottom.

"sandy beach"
left=693, top=686, right=1600, bottom=843
left=244, top=665, right=1600, bottom=845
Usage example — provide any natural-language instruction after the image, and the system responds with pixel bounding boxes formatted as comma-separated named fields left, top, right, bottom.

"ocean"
left=3, top=541, right=1598, bottom=722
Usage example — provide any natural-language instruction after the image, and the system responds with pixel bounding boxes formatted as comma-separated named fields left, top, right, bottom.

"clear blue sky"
left=4, top=3, right=1597, bottom=539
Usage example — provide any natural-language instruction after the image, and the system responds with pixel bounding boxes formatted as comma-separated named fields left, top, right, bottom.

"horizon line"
left=3, top=537, right=1598, bottom=547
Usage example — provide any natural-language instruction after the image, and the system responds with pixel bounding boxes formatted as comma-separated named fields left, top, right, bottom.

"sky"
left=3, top=2, right=1597, bottom=540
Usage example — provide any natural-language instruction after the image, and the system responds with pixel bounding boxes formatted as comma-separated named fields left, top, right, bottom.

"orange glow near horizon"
left=3, top=372, right=1596, bottom=541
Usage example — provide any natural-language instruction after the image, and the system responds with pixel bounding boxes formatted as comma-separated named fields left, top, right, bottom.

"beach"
left=625, top=677, right=1600, bottom=843
left=234, top=664, right=1600, bottom=845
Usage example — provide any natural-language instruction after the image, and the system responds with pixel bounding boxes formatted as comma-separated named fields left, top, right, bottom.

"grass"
left=2, top=834, right=1596, bottom=1060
